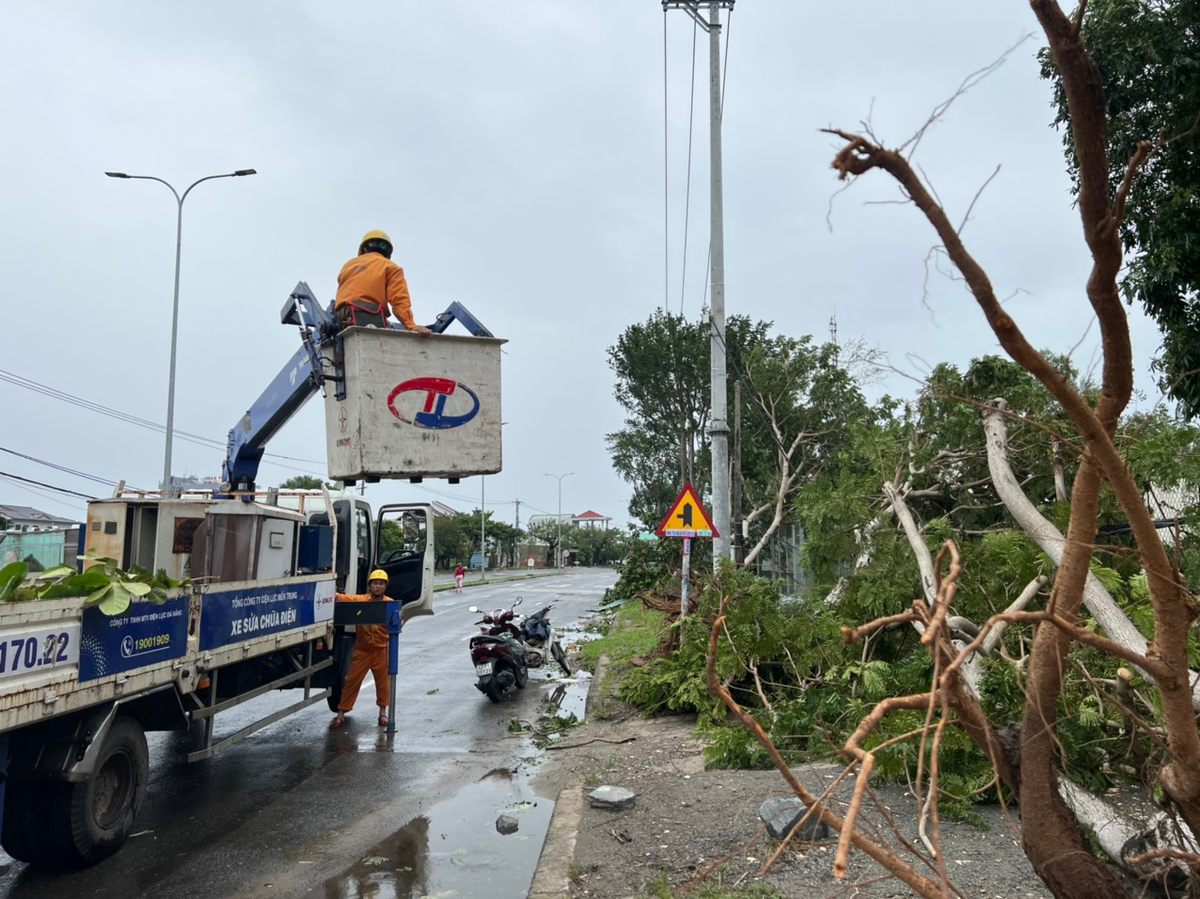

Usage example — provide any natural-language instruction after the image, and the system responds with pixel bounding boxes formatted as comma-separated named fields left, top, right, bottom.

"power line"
left=0, top=370, right=543, bottom=509
left=0, top=471, right=94, bottom=499
left=0, top=445, right=130, bottom=489
left=0, top=478, right=88, bottom=516
left=0, top=368, right=326, bottom=466
left=679, top=14, right=699, bottom=314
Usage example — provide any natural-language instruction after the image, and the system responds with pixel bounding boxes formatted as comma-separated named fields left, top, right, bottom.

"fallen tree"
left=701, top=2, right=1200, bottom=897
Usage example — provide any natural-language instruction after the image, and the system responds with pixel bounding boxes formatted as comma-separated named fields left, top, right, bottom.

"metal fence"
left=0, top=529, right=69, bottom=570
left=752, top=523, right=813, bottom=598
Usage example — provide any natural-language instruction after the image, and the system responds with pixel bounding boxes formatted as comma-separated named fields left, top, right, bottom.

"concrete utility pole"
left=513, top=499, right=521, bottom=531
left=662, top=0, right=734, bottom=563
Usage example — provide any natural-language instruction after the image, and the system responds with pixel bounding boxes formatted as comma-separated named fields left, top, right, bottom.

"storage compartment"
left=322, top=327, right=505, bottom=481
left=296, top=525, right=333, bottom=572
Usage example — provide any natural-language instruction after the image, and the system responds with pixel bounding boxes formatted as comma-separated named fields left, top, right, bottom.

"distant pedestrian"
left=454, top=563, right=465, bottom=593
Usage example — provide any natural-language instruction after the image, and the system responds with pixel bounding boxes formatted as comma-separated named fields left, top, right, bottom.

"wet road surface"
left=0, top=568, right=616, bottom=899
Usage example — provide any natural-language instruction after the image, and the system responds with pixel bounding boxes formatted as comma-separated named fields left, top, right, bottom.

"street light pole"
left=544, top=472, right=574, bottom=568
left=105, top=168, right=257, bottom=491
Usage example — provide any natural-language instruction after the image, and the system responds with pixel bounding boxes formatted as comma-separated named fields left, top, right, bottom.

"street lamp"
left=544, top=472, right=574, bottom=568
left=106, top=168, right=257, bottom=491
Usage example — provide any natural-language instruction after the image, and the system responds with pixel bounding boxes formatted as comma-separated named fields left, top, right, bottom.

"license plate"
left=475, top=662, right=494, bottom=677
left=0, top=624, right=81, bottom=680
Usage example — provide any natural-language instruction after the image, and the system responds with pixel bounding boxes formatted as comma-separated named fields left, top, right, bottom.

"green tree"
left=525, top=519, right=564, bottom=566
left=559, top=523, right=629, bottom=566
left=735, top=334, right=873, bottom=565
left=606, top=310, right=770, bottom=527
left=1042, top=0, right=1200, bottom=416
left=277, top=475, right=336, bottom=490
left=442, top=509, right=520, bottom=569
left=433, top=512, right=475, bottom=569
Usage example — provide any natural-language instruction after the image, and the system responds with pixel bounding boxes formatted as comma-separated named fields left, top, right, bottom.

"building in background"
left=0, top=504, right=82, bottom=570
left=571, top=510, right=611, bottom=529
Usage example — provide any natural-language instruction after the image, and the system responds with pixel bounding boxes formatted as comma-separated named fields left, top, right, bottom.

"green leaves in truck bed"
left=0, top=562, right=29, bottom=601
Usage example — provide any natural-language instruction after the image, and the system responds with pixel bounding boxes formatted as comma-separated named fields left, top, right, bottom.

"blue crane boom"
left=220, top=282, right=493, bottom=494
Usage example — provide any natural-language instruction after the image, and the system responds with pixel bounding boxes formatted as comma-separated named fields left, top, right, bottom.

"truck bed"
left=0, top=574, right=335, bottom=733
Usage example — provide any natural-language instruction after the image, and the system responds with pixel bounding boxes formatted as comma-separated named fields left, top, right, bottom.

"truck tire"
left=42, top=716, right=149, bottom=868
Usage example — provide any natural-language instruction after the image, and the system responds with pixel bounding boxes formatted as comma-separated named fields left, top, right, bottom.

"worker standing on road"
left=335, top=229, right=433, bottom=335
left=330, top=570, right=393, bottom=730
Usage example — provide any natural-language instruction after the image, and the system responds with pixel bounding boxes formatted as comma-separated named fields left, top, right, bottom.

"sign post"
left=655, top=483, right=719, bottom=618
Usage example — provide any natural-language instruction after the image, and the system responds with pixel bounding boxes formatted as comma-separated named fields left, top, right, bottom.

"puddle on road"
left=323, top=777, right=550, bottom=899
left=324, top=674, right=591, bottom=899
left=543, top=670, right=590, bottom=723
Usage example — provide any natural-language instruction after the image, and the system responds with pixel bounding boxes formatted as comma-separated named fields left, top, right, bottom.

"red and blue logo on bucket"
left=387, top=377, right=480, bottom=429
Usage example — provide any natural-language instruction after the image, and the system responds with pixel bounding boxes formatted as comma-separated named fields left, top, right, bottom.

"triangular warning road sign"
left=655, top=482, right=719, bottom=538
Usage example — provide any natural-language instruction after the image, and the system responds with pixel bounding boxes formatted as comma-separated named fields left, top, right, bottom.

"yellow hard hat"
left=359, top=229, right=393, bottom=258
left=368, top=569, right=389, bottom=583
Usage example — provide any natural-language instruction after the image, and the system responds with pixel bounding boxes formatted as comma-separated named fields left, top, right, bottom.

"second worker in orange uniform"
left=330, top=569, right=395, bottom=730
left=334, top=229, right=433, bottom=335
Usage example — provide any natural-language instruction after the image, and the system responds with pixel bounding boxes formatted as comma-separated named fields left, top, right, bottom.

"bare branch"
left=957, top=164, right=1002, bottom=235
left=899, top=35, right=1033, bottom=159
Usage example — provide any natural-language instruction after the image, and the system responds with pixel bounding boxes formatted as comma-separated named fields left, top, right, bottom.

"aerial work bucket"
left=323, top=327, right=505, bottom=482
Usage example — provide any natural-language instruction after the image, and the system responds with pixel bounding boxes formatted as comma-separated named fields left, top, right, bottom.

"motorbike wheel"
left=515, top=664, right=529, bottom=689
left=484, top=677, right=506, bottom=703
left=552, top=640, right=571, bottom=676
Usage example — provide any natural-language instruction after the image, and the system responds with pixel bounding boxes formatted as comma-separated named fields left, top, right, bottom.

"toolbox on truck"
left=322, top=327, right=505, bottom=482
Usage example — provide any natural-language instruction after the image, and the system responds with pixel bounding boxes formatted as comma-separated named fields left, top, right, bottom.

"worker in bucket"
left=330, top=570, right=393, bottom=730
left=334, top=229, right=433, bottom=335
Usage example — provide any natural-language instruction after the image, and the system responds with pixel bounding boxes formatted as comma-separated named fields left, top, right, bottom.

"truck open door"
left=374, top=504, right=435, bottom=621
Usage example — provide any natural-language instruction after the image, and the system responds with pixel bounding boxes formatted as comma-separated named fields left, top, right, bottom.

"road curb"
left=528, top=784, right=583, bottom=899
left=528, top=654, right=609, bottom=898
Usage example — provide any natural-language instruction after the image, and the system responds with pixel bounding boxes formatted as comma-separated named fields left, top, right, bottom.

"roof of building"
left=572, top=510, right=609, bottom=521
left=0, top=504, right=80, bottom=527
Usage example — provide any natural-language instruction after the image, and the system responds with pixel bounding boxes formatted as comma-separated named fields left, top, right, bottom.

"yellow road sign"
left=655, top=482, right=719, bottom=538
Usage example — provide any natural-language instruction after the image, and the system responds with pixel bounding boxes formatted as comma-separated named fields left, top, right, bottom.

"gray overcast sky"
left=0, top=1, right=1164, bottom=529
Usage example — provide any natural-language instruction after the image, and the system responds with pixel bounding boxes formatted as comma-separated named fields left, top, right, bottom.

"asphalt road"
left=0, top=567, right=617, bottom=899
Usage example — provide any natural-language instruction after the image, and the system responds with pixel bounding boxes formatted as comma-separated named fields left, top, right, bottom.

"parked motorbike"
left=468, top=597, right=571, bottom=703
left=520, top=604, right=572, bottom=677
left=468, top=599, right=528, bottom=703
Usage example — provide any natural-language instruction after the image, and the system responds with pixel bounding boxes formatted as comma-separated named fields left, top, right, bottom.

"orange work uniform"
left=335, top=592, right=392, bottom=714
left=335, top=253, right=418, bottom=330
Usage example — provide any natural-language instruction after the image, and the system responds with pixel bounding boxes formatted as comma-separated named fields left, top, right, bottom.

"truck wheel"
left=44, top=716, right=149, bottom=868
